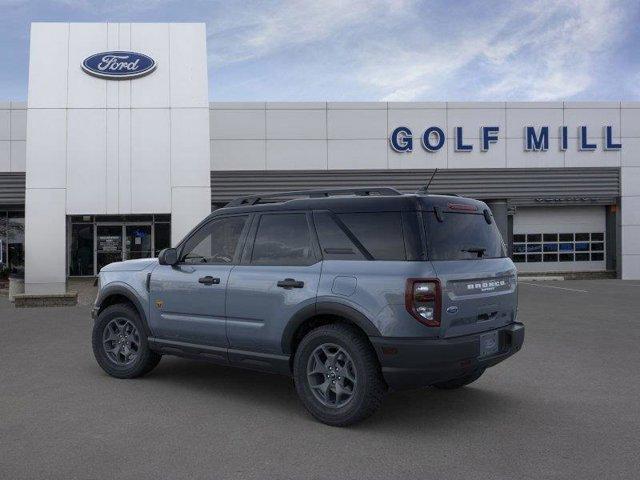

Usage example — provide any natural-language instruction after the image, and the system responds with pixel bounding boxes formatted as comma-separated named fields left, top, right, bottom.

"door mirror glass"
left=158, top=248, right=178, bottom=266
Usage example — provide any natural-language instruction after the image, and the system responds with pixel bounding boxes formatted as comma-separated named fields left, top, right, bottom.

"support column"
left=24, top=188, right=66, bottom=294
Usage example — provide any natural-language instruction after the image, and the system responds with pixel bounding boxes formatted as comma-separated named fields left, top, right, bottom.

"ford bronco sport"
left=92, top=188, right=524, bottom=426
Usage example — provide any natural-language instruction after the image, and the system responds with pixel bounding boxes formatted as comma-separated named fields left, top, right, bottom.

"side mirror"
left=158, top=248, right=178, bottom=266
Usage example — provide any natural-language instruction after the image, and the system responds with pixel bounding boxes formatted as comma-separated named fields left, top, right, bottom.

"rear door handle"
left=198, top=276, right=220, bottom=285
left=277, top=278, right=304, bottom=289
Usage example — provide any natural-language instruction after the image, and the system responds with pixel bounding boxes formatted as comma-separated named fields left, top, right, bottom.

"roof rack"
left=225, top=187, right=403, bottom=207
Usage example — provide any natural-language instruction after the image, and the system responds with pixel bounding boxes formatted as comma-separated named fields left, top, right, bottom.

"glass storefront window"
left=68, top=215, right=171, bottom=276
left=69, top=224, right=94, bottom=276
left=154, top=223, right=171, bottom=256
left=7, top=212, right=25, bottom=275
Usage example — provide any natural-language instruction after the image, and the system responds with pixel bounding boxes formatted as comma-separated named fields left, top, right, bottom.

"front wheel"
left=293, top=324, right=386, bottom=427
left=92, top=304, right=161, bottom=379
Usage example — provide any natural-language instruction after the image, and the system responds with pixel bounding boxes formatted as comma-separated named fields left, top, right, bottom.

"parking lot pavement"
left=1, top=280, right=639, bottom=480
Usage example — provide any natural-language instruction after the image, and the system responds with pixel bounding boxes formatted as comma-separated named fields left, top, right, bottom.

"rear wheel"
left=293, top=324, right=386, bottom=426
left=92, top=304, right=161, bottom=379
left=432, top=369, right=485, bottom=390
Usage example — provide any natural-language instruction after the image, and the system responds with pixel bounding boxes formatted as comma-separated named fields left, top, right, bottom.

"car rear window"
left=424, top=211, right=506, bottom=260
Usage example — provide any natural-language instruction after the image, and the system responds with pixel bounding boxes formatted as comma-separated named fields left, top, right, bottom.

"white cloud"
left=357, top=0, right=627, bottom=101
left=208, top=0, right=413, bottom=66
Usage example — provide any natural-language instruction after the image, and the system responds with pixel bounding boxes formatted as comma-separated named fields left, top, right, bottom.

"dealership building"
left=1, top=22, right=640, bottom=295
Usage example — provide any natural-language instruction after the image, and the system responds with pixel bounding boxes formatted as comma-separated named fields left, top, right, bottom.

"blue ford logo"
left=82, top=51, right=156, bottom=80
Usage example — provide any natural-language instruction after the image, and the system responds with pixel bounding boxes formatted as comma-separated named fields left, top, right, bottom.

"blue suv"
left=92, top=188, right=524, bottom=426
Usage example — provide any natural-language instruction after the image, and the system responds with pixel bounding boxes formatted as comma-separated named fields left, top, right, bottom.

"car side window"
left=251, top=213, right=315, bottom=266
left=181, top=216, right=248, bottom=264
left=313, top=212, right=366, bottom=260
left=337, top=212, right=407, bottom=260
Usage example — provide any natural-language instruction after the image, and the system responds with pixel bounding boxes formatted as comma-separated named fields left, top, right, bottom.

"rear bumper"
left=370, top=322, right=524, bottom=391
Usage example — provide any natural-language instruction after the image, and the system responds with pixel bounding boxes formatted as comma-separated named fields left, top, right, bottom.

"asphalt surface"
left=1, top=280, right=639, bottom=480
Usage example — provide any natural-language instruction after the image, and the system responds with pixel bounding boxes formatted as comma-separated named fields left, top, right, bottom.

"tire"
left=293, top=324, right=386, bottom=427
left=432, top=368, right=485, bottom=390
left=92, top=303, right=161, bottom=379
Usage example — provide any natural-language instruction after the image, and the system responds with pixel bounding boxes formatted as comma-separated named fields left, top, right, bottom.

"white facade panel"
left=171, top=108, right=211, bottom=187
left=10, top=109, right=27, bottom=141
left=130, top=108, right=171, bottom=212
left=171, top=186, right=211, bottom=245
left=25, top=188, right=66, bottom=294
left=621, top=225, right=640, bottom=255
left=105, top=108, right=119, bottom=213
left=27, top=23, right=68, bottom=108
left=621, top=138, right=640, bottom=166
left=210, top=109, right=265, bottom=140
left=266, top=109, right=326, bottom=139
left=0, top=141, right=9, bottom=170
left=386, top=108, right=447, bottom=140
left=10, top=141, right=26, bottom=172
left=25, top=109, right=67, bottom=189
left=66, top=109, right=107, bottom=214
left=506, top=108, right=563, bottom=138
left=621, top=108, right=640, bottom=138
left=446, top=138, right=506, bottom=169
left=0, top=109, right=10, bottom=140
left=621, top=196, right=640, bottom=226
left=266, top=140, right=327, bottom=170
left=564, top=107, right=621, bottom=138
left=328, top=140, right=387, bottom=170
left=67, top=23, right=108, bottom=109
left=327, top=109, right=387, bottom=139
left=446, top=107, right=506, bottom=140
left=506, top=138, right=565, bottom=168
left=211, top=140, right=265, bottom=170
left=117, top=23, right=132, bottom=109
left=169, top=23, right=209, bottom=108
left=388, top=145, right=447, bottom=169
left=117, top=109, right=132, bottom=213
left=130, top=23, right=171, bottom=108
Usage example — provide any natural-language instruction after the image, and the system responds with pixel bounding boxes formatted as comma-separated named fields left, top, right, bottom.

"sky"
left=1, top=0, right=639, bottom=102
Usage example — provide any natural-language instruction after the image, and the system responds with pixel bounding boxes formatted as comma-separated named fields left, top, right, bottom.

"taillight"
left=405, top=279, right=441, bottom=327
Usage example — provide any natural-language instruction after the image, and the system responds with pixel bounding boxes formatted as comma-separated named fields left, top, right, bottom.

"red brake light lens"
left=405, top=279, right=441, bottom=327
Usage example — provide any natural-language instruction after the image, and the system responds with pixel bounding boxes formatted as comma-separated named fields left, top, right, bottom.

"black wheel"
left=293, top=324, right=386, bottom=427
left=432, top=369, right=485, bottom=390
left=92, top=304, right=161, bottom=379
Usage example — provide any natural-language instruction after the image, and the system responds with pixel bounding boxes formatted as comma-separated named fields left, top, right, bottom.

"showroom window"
left=0, top=211, right=25, bottom=278
left=511, top=233, right=605, bottom=263
left=68, top=214, right=171, bottom=276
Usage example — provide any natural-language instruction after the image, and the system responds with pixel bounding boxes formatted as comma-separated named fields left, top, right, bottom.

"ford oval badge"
left=446, top=305, right=459, bottom=314
left=82, top=51, right=156, bottom=80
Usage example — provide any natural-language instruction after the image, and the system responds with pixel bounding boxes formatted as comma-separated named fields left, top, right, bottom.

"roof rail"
left=225, top=187, right=402, bottom=207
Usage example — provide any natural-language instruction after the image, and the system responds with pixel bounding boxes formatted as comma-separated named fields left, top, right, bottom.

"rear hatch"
left=423, top=204, right=517, bottom=338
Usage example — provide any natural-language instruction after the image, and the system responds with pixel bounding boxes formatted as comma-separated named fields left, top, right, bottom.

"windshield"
left=424, top=211, right=506, bottom=260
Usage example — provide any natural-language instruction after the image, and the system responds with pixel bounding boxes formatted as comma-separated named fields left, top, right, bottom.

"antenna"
left=416, top=168, right=438, bottom=194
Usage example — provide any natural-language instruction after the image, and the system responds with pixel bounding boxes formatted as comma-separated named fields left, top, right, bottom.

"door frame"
left=94, top=222, right=154, bottom=274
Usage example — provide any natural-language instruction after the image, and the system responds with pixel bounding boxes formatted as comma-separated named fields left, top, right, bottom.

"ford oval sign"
left=82, top=51, right=156, bottom=80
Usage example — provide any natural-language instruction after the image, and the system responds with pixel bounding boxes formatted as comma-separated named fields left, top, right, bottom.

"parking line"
left=519, top=282, right=589, bottom=293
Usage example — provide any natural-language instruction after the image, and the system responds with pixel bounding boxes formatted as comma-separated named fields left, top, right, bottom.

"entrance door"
left=96, top=225, right=123, bottom=272
left=125, top=225, right=152, bottom=260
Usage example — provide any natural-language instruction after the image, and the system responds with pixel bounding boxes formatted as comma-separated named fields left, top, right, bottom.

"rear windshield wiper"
left=461, top=247, right=486, bottom=258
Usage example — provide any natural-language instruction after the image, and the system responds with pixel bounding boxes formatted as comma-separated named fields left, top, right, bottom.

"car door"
left=226, top=212, right=321, bottom=368
left=148, top=214, right=251, bottom=354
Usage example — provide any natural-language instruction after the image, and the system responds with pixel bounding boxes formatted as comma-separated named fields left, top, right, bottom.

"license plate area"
left=479, top=330, right=499, bottom=357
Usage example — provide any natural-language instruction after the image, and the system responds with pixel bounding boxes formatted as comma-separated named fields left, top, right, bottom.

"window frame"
left=177, top=213, right=252, bottom=266
left=240, top=211, right=321, bottom=267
